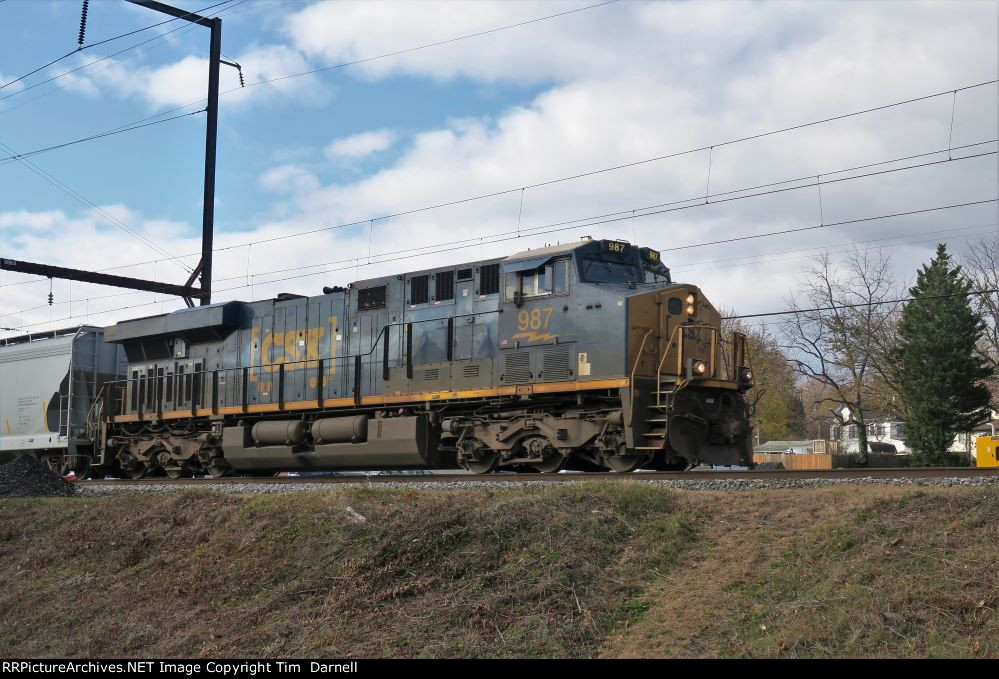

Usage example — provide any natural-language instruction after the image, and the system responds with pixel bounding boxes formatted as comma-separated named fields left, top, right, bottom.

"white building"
left=830, top=405, right=998, bottom=460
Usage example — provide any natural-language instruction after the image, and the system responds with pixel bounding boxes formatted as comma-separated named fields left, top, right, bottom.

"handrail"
left=105, top=307, right=502, bottom=419
left=627, top=327, right=654, bottom=426
left=654, top=322, right=723, bottom=408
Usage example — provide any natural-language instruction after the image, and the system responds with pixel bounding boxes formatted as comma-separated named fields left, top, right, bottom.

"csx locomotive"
left=3, top=237, right=754, bottom=477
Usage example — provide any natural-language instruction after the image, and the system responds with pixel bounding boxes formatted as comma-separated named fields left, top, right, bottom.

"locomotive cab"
left=497, top=238, right=754, bottom=470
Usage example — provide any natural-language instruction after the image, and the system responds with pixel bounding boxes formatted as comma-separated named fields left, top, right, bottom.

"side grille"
left=542, top=348, right=571, bottom=381
left=410, top=275, right=429, bottom=305
left=478, top=263, right=500, bottom=295
left=463, top=364, right=480, bottom=378
left=422, top=368, right=439, bottom=381
left=503, top=352, right=530, bottom=384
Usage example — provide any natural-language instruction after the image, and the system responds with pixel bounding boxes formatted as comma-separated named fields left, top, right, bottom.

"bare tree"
left=962, top=233, right=999, bottom=407
left=721, top=313, right=803, bottom=442
left=780, top=249, right=901, bottom=455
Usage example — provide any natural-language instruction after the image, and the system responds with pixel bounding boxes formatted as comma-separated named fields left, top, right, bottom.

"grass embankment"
left=0, top=484, right=692, bottom=658
left=603, top=486, right=999, bottom=658
left=1, top=483, right=996, bottom=658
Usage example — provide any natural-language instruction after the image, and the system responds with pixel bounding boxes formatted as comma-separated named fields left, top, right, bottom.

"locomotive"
left=3, top=237, right=755, bottom=476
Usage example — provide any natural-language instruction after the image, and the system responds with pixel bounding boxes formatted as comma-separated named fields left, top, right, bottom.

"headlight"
left=739, top=367, right=753, bottom=383
left=686, top=304, right=695, bottom=315
left=693, top=360, right=707, bottom=375
left=686, top=294, right=695, bottom=304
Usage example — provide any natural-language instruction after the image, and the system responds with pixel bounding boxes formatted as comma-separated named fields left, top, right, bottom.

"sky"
left=0, top=0, right=996, bottom=338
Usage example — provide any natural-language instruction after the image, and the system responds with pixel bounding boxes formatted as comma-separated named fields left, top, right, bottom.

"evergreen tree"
left=897, top=244, right=995, bottom=465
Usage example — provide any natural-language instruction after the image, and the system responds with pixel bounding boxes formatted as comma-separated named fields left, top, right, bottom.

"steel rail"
left=81, top=467, right=999, bottom=486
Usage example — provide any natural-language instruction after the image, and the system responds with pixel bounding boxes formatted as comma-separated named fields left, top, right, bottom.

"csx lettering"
left=250, top=317, right=337, bottom=383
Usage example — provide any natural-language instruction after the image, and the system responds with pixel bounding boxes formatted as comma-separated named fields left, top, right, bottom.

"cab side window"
left=505, top=258, right=570, bottom=301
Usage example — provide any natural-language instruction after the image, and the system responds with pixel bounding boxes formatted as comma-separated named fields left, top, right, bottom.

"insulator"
left=238, top=67, right=245, bottom=88
left=77, top=0, right=90, bottom=47
left=48, top=292, right=54, bottom=306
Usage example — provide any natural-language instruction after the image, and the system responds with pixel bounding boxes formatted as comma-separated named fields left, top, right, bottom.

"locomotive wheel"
left=531, top=450, right=568, bottom=473
left=207, top=459, right=230, bottom=479
left=41, top=454, right=65, bottom=476
left=463, top=451, right=499, bottom=475
left=604, top=453, right=651, bottom=473
left=164, top=466, right=186, bottom=479
left=125, top=463, right=147, bottom=480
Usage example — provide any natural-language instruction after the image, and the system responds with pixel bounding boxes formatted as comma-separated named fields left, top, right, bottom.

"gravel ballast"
left=0, top=455, right=77, bottom=498
left=73, top=474, right=999, bottom=496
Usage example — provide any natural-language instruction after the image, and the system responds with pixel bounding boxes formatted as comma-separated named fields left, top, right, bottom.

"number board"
left=641, top=247, right=661, bottom=263
left=601, top=240, right=630, bottom=254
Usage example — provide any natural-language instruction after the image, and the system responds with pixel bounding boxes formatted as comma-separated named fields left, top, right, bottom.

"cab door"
left=453, top=268, right=475, bottom=361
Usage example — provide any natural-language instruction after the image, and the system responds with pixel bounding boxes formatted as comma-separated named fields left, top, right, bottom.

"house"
left=753, top=440, right=815, bottom=455
left=830, top=405, right=999, bottom=460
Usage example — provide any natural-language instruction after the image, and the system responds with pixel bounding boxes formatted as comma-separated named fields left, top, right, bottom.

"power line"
left=0, top=0, right=238, bottom=94
left=724, top=288, right=999, bottom=320
left=0, top=32, right=991, bottom=172
left=0, top=0, right=261, bottom=118
left=222, top=151, right=997, bottom=280
left=9, top=263, right=999, bottom=336
left=1, top=140, right=993, bottom=291
left=220, top=141, right=998, bottom=253
left=0, top=109, right=205, bottom=167
left=0, top=0, right=622, bottom=158
left=671, top=221, right=998, bottom=275
left=244, top=0, right=622, bottom=89
left=8, top=218, right=993, bottom=322
left=0, top=139, right=191, bottom=271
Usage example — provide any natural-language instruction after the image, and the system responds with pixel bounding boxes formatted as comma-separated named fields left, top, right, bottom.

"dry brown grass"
left=2, top=483, right=996, bottom=658
left=601, top=486, right=999, bottom=658
left=0, top=483, right=694, bottom=658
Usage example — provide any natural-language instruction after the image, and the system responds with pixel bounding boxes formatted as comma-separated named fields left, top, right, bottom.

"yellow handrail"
left=654, top=322, right=721, bottom=408
left=627, top=327, right=655, bottom=426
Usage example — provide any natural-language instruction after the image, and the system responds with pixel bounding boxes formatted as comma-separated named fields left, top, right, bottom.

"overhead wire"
left=7, top=217, right=994, bottom=322
left=0, top=0, right=261, bottom=118
left=723, top=288, right=999, bottom=321
left=0, top=0, right=238, bottom=94
left=1, top=139, right=994, bottom=291
left=7, top=198, right=993, bottom=325
left=0, top=139, right=191, bottom=272
left=0, top=41, right=992, bottom=168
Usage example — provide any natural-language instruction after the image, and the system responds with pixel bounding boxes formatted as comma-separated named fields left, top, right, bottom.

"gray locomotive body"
left=98, top=238, right=754, bottom=477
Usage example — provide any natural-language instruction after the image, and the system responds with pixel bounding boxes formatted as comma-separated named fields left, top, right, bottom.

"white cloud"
left=258, top=164, right=321, bottom=194
left=3, top=0, right=997, bottom=338
left=52, top=44, right=326, bottom=112
left=325, top=129, right=397, bottom=161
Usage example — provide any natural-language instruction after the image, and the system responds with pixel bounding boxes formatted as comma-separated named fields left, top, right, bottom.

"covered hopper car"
left=0, top=326, right=124, bottom=475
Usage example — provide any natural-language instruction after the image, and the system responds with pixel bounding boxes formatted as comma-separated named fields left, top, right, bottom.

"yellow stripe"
left=109, top=378, right=629, bottom=423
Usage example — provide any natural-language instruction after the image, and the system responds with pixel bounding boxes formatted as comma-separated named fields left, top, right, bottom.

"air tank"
left=251, top=420, right=306, bottom=446
left=311, top=415, right=369, bottom=444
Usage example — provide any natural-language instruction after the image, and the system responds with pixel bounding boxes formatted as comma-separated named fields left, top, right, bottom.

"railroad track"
left=82, top=467, right=999, bottom=486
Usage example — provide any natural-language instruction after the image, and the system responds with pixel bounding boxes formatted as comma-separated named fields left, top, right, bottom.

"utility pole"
left=1, top=0, right=231, bottom=308
left=126, top=0, right=222, bottom=306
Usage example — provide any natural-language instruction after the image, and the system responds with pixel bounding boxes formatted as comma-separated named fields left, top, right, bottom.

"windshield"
left=580, top=257, right=640, bottom=284
left=643, top=263, right=671, bottom=284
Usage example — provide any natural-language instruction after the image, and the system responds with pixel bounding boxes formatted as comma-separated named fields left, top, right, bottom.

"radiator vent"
left=463, top=364, right=480, bottom=378
left=422, top=368, right=439, bottom=381
left=542, top=348, right=571, bottom=381
left=503, top=352, right=531, bottom=384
